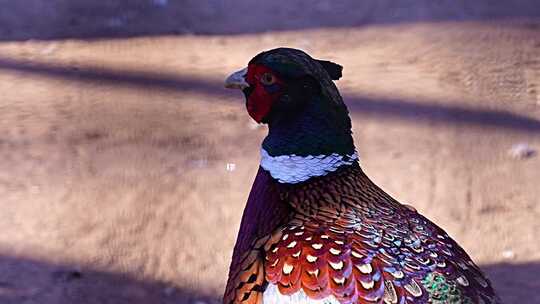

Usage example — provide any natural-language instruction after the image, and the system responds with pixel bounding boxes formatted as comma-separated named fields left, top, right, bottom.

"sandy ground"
left=0, top=2, right=539, bottom=304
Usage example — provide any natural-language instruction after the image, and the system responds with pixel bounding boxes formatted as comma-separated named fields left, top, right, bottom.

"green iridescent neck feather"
left=263, top=92, right=354, bottom=157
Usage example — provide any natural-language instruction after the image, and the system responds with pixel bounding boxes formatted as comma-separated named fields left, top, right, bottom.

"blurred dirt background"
left=0, top=1, right=539, bottom=304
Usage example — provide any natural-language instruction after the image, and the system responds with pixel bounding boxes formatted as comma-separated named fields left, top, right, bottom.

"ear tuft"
left=317, top=60, right=343, bottom=80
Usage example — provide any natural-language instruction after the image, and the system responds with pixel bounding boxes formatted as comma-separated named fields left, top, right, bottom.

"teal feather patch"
left=422, top=272, right=473, bottom=304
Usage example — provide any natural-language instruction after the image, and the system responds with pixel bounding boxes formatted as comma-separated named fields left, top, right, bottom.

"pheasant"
left=223, top=48, right=500, bottom=304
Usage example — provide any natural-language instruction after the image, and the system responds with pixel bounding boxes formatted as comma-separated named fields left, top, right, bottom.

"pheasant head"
left=226, top=48, right=357, bottom=184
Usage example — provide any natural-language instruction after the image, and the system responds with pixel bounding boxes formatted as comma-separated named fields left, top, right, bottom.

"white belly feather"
left=263, top=284, right=340, bottom=304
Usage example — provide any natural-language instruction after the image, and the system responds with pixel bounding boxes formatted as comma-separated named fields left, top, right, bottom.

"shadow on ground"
left=0, top=254, right=218, bottom=304
left=1, top=57, right=539, bottom=134
left=0, top=252, right=536, bottom=304
left=483, top=262, right=540, bottom=304
left=0, top=1, right=539, bottom=41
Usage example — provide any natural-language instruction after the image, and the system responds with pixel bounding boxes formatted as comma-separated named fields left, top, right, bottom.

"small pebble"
left=226, top=163, right=236, bottom=172
left=501, top=249, right=516, bottom=260
left=508, top=143, right=537, bottom=159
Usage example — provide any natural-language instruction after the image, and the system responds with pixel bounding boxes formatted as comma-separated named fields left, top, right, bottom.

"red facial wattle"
left=245, top=64, right=284, bottom=123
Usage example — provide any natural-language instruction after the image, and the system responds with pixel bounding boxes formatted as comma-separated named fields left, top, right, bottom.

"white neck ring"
left=260, top=148, right=358, bottom=184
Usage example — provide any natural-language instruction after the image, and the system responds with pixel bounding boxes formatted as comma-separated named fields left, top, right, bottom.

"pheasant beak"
left=224, top=67, right=249, bottom=90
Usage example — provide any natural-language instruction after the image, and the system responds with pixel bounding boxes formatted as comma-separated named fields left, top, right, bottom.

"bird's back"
left=225, top=163, right=500, bottom=304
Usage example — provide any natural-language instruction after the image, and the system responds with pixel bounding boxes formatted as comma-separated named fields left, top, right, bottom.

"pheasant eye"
left=260, top=73, right=276, bottom=85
